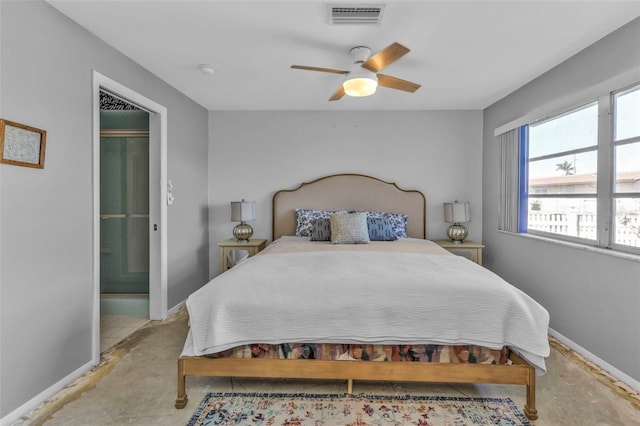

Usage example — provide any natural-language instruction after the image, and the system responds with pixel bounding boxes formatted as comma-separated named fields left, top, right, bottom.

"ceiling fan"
left=291, top=42, right=421, bottom=101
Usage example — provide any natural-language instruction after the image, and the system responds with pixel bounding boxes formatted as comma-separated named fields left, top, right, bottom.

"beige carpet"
left=16, top=308, right=640, bottom=426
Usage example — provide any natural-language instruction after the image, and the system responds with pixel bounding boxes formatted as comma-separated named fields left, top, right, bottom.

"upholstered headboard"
left=272, top=174, right=426, bottom=240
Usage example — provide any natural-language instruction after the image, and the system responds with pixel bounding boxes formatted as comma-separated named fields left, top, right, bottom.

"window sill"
left=497, top=230, right=640, bottom=263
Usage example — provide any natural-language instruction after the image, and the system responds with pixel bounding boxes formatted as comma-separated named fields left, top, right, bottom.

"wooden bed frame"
left=175, top=174, right=538, bottom=420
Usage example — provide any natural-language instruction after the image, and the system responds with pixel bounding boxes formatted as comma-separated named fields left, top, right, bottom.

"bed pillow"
left=367, top=217, right=398, bottom=241
left=330, top=212, right=370, bottom=244
left=363, top=211, right=408, bottom=238
left=295, top=208, right=347, bottom=237
left=310, top=218, right=331, bottom=241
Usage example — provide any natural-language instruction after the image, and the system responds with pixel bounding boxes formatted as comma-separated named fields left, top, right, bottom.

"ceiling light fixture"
left=291, top=43, right=420, bottom=101
left=342, top=47, right=378, bottom=97
left=198, top=64, right=215, bottom=75
left=343, top=69, right=378, bottom=97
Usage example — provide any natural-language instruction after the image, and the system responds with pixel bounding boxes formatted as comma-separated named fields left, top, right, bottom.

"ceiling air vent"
left=328, top=4, right=385, bottom=25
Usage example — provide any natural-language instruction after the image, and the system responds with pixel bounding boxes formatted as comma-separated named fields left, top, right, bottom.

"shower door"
left=100, top=132, right=150, bottom=294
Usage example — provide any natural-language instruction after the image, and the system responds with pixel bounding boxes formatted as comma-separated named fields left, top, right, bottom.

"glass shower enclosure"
left=100, top=132, right=149, bottom=295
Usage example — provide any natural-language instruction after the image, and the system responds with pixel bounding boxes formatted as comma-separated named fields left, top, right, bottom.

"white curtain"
left=498, top=128, right=520, bottom=232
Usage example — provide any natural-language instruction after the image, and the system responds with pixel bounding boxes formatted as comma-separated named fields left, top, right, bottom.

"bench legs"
left=174, top=357, right=539, bottom=420
left=175, top=358, right=188, bottom=409
left=524, top=368, right=538, bottom=420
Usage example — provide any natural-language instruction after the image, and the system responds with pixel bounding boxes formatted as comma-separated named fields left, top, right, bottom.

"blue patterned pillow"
left=310, top=218, right=331, bottom=241
left=295, top=208, right=347, bottom=237
left=362, top=211, right=408, bottom=238
left=367, top=217, right=398, bottom=241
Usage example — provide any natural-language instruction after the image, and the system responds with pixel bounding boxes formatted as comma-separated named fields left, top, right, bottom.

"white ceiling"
left=46, top=0, right=640, bottom=111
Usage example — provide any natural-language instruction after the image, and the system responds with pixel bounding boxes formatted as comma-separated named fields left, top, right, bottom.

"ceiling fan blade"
left=291, top=65, right=349, bottom=74
left=377, top=74, right=421, bottom=93
left=361, top=42, right=410, bottom=73
left=329, top=85, right=345, bottom=101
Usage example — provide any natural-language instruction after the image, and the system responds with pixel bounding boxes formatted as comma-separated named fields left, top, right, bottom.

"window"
left=613, top=85, right=640, bottom=249
left=527, top=102, right=599, bottom=242
left=514, top=82, right=640, bottom=254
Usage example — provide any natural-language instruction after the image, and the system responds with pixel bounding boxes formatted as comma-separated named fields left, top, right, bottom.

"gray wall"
left=0, top=1, right=209, bottom=417
left=482, top=18, right=640, bottom=383
left=209, top=110, right=483, bottom=277
left=1, top=0, right=637, bottom=419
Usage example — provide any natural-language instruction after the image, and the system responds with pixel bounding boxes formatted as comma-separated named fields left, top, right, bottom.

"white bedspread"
left=186, top=239, right=550, bottom=374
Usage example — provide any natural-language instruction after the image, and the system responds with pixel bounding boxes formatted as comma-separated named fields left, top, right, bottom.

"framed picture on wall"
left=0, top=119, right=47, bottom=169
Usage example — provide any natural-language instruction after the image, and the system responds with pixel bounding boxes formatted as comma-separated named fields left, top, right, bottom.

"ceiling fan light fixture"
left=290, top=42, right=419, bottom=101
left=198, top=64, right=215, bottom=75
left=343, top=70, right=378, bottom=97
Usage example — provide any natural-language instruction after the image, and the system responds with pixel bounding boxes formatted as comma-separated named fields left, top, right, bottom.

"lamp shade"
left=343, top=69, right=378, bottom=97
left=230, top=200, right=256, bottom=222
left=444, top=201, right=470, bottom=223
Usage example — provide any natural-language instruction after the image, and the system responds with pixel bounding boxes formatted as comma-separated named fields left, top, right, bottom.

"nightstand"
left=218, top=238, right=266, bottom=272
left=434, top=239, right=484, bottom=266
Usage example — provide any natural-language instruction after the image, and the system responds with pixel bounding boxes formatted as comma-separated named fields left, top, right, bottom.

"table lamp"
left=444, top=201, right=470, bottom=244
left=230, top=199, right=255, bottom=242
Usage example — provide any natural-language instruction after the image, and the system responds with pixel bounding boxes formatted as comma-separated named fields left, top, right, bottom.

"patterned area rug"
left=187, top=392, right=532, bottom=425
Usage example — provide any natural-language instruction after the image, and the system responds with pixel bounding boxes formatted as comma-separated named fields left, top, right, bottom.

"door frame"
left=92, top=71, right=168, bottom=364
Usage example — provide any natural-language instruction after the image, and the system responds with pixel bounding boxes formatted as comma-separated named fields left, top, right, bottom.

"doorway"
left=92, top=72, right=168, bottom=364
left=99, top=100, right=150, bottom=350
left=100, top=107, right=150, bottom=296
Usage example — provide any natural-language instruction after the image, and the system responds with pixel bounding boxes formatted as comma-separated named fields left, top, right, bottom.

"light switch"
left=167, top=180, right=174, bottom=205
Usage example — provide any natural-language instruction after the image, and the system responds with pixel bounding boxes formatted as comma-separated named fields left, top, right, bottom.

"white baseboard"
left=549, top=327, right=640, bottom=393
left=0, top=360, right=95, bottom=426
left=3, top=323, right=635, bottom=424
left=167, top=299, right=186, bottom=317
left=2, top=301, right=187, bottom=425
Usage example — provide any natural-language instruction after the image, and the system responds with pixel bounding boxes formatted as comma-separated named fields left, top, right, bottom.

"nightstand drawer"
left=445, top=247, right=480, bottom=264
left=218, top=238, right=266, bottom=272
left=434, top=240, right=484, bottom=266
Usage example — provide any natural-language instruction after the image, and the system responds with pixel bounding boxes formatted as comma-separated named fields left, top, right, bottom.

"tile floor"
left=16, top=309, right=640, bottom=425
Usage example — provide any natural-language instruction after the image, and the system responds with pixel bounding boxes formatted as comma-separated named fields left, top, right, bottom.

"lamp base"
left=447, top=223, right=468, bottom=244
left=233, top=222, right=253, bottom=242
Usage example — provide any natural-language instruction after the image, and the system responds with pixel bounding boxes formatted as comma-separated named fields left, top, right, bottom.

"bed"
left=176, top=174, right=549, bottom=420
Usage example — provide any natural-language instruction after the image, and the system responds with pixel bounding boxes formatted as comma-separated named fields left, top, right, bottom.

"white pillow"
left=330, top=212, right=370, bottom=244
